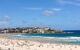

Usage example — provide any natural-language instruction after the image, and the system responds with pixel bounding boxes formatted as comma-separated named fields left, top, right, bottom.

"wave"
left=43, top=37, right=80, bottom=42
left=14, top=34, right=80, bottom=42
left=15, top=34, right=80, bottom=39
left=43, top=36, right=80, bottom=39
left=12, top=34, right=80, bottom=45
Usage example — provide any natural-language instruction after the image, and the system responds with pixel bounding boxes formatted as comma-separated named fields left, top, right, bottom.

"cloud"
left=24, top=7, right=61, bottom=16
left=57, top=0, right=80, bottom=6
left=24, top=7, right=62, bottom=11
left=57, top=0, right=64, bottom=4
left=24, top=7, right=43, bottom=10
left=43, top=10, right=55, bottom=16
left=0, top=16, right=11, bottom=26
left=42, top=8, right=61, bottom=16
left=0, top=21, right=9, bottom=26
left=0, top=16, right=11, bottom=21
left=52, top=8, right=61, bottom=11
left=76, top=0, right=80, bottom=1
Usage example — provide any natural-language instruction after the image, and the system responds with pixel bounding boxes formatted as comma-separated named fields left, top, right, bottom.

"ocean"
left=12, top=30, right=80, bottom=45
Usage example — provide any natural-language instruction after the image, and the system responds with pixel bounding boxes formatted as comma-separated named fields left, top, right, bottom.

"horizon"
left=1, top=26, right=80, bottom=30
left=0, top=0, right=80, bottom=30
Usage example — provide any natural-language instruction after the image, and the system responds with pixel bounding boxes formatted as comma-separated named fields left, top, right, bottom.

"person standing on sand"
left=8, top=48, right=10, bottom=50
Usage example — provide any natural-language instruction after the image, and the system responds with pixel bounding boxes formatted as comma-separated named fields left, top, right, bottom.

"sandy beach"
left=0, top=34, right=79, bottom=50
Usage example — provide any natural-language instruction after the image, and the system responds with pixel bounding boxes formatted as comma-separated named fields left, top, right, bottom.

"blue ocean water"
left=12, top=30, right=80, bottom=45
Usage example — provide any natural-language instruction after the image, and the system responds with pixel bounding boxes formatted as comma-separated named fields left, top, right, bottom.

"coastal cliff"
left=0, top=27, right=63, bottom=34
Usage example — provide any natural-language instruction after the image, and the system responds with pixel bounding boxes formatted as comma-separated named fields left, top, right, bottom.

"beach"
left=0, top=34, right=80, bottom=50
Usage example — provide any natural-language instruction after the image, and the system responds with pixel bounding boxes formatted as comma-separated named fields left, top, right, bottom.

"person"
left=8, top=48, right=10, bottom=50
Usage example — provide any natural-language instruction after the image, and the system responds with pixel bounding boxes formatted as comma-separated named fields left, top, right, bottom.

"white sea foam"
left=46, top=36, right=80, bottom=39
left=16, top=35, right=80, bottom=39
left=40, top=36, right=80, bottom=42
left=14, top=34, right=80, bottom=42
left=16, top=34, right=22, bottom=36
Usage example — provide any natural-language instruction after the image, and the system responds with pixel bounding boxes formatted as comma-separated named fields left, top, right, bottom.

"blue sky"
left=0, top=0, right=80, bottom=30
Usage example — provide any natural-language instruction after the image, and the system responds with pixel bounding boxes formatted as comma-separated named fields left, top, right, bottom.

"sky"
left=0, top=0, right=80, bottom=30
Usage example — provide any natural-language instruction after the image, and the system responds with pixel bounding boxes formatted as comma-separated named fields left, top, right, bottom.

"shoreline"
left=0, top=34, right=80, bottom=50
left=0, top=33, right=80, bottom=45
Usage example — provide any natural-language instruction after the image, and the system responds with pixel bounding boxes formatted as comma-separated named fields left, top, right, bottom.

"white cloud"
left=52, top=8, right=61, bottom=11
left=76, top=0, right=80, bottom=1
left=24, top=7, right=43, bottom=10
left=24, top=7, right=61, bottom=16
left=57, top=0, right=80, bottom=6
left=0, top=21, right=9, bottom=25
left=0, top=16, right=11, bottom=21
left=24, top=7, right=62, bottom=11
left=42, top=8, right=61, bottom=16
left=57, top=0, right=65, bottom=4
left=43, top=10, right=55, bottom=16
left=0, top=16, right=11, bottom=26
